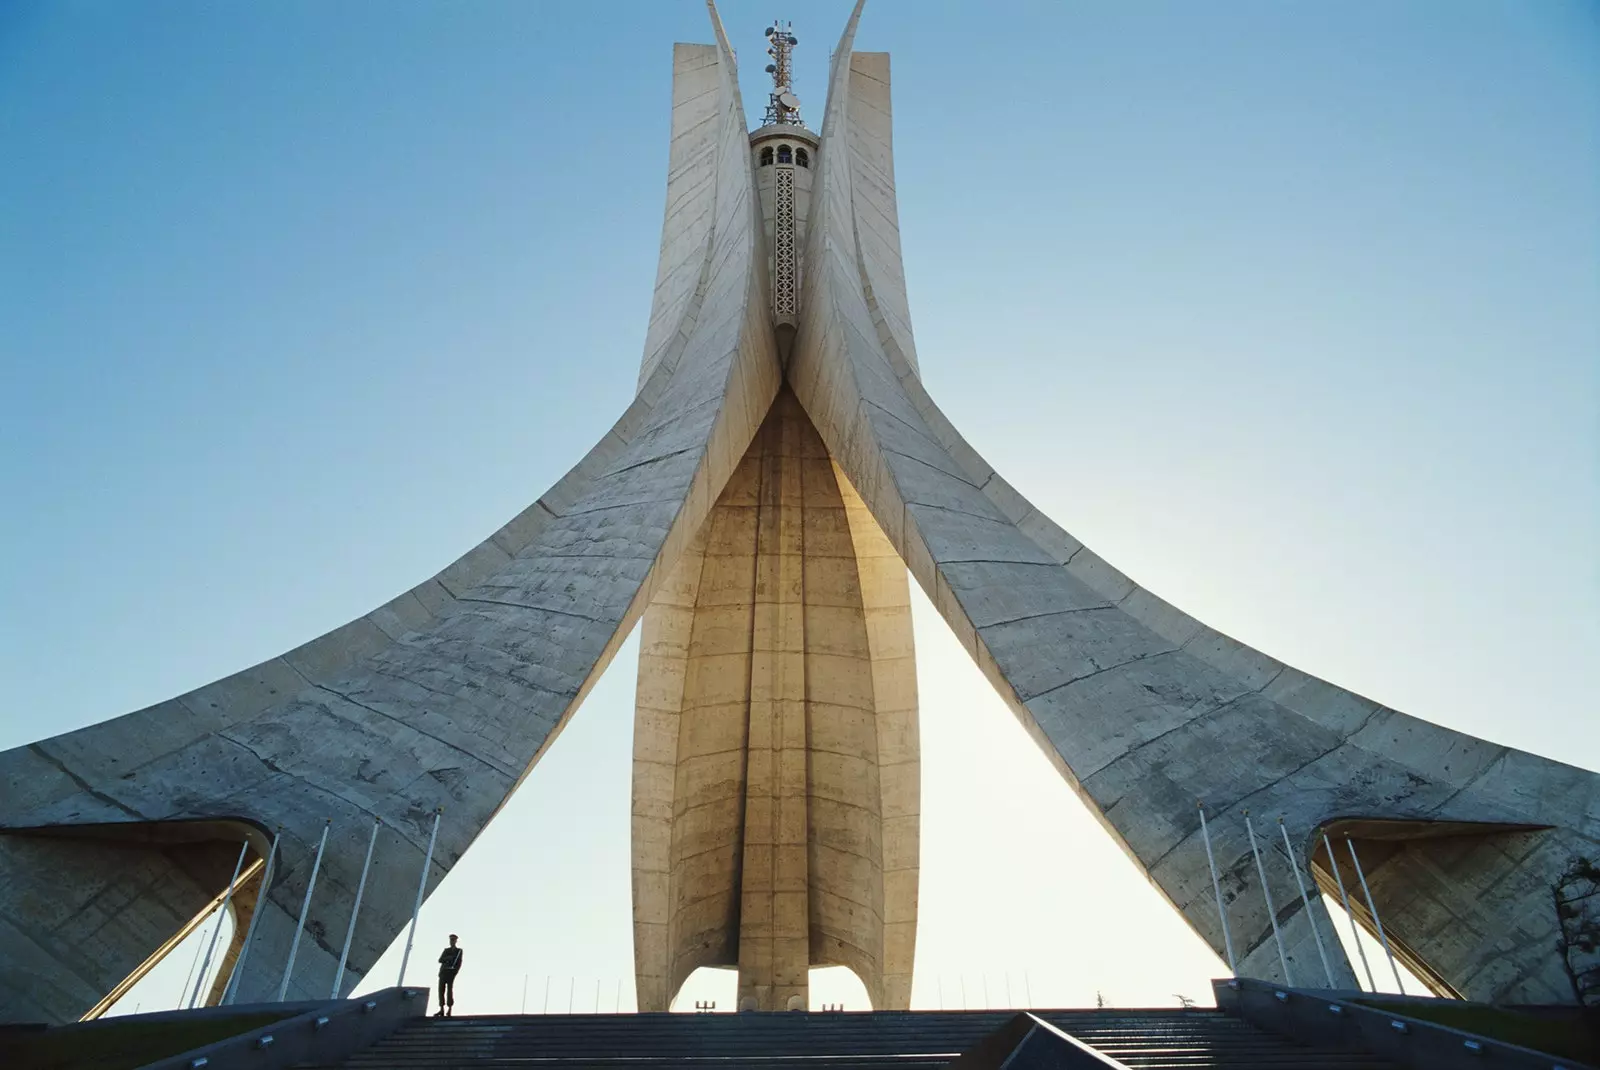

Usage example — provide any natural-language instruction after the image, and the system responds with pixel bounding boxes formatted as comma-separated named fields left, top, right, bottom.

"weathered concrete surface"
left=782, top=2, right=1599, bottom=1003
left=1309, top=819, right=1571, bottom=1000
left=630, top=389, right=917, bottom=1011
left=0, top=13, right=781, bottom=1023
left=3, top=0, right=1595, bottom=1022
left=0, top=834, right=246, bottom=1022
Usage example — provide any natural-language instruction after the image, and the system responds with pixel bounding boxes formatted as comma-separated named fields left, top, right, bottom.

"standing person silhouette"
left=434, top=934, right=463, bottom=1017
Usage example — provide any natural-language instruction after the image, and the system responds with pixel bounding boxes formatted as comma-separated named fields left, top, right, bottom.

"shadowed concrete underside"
left=1, top=0, right=1596, bottom=1023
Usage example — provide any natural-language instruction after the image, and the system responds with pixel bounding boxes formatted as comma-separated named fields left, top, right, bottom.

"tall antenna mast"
left=762, top=21, right=803, bottom=126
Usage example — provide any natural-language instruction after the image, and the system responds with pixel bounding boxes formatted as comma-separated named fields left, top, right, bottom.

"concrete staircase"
left=307, top=1008, right=1398, bottom=1069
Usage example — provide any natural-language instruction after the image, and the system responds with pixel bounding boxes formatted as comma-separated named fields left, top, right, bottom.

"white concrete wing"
left=0, top=22, right=780, bottom=1023
left=785, top=2, right=1600, bottom=1004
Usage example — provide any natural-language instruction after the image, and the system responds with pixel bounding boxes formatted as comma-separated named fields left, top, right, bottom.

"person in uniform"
left=434, top=933, right=463, bottom=1016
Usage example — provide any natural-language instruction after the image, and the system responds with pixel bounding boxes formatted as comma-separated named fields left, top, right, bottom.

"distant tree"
left=1553, top=855, right=1600, bottom=1008
left=1095, top=990, right=1105, bottom=1009
left=1173, top=993, right=1196, bottom=1009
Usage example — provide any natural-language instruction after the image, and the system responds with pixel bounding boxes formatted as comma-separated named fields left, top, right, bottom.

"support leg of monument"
left=630, top=389, right=918, bottom=1011
left=0, top=17, right=779, bottom=1023
left=786, top=8, right=1600, bottom=1004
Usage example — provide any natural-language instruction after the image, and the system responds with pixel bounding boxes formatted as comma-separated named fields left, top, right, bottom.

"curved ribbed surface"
left=631, top=389, right=918, bottom=1011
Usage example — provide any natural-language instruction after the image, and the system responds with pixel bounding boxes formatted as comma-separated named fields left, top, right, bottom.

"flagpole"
left=332, top=816, right=381, bottom=998
left=1244, top=810, right=1293, bottom=985
left=1323, top=832, right=1374, bottom=991
left=189, top=839, right=251, bottom=1008
left=1347, top=837, right=1405, bottom=993
left=397, top=808, right=442, bottom=986
left=222, top=827, right=280, bottom=1005
left=1278, top=818, right=1334, bottom=987
left=277, top=820, right=331, bottom=1001
left=1197, top=801, right=1237, bottom=975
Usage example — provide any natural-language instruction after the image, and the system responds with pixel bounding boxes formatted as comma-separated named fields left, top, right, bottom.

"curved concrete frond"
left=0, top=25, right=780, bottom=1023
left=3, top=0, right=1593, bottom=1023
left=787, top=12, right=1598, bottom=1004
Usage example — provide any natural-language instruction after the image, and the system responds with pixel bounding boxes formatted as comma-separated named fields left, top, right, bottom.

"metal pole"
left=937, top=977, right=943, bottom=1010
left=567, top=976, right=574, bottom=1013
left=1322, top=833, right=1374, bottom=991
left=543, top=975, right=550, bottom=1013
left=594, top=978, right=600, bottom=1013
left=396, top=808, right=442, bottom=986
left=277, top=820, right=331, bottom=1001
left=1197, top=802, right=1237, bottom=975
left=179, top=927, right=206, bottom=1010
left=1244, top=811, right=1293, bottom=985
left=1024, top=971, right=1033, bottom=1007
left=1279, top=819, right=1335, bottom=987
left=1347, top=838, right=1405, bottom=994
left=223, top=827, right=280, bottom=1005
left=1005, top=973, right=1013, bottom=1008
left=982, top=973, right=989, bottom=1009
left=190, top=839, right=251, bottom=1008
left=615, top=978, right=621, bottom=1013
left=331, top=817, right=381, bottom=998
left=522, top=974, right=529, bottom=1014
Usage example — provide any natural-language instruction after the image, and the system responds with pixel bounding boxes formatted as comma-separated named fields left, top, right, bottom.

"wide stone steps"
left=309, top=1008, right=1396, bottom=1070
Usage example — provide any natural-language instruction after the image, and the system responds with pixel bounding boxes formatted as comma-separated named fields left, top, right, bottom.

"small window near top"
left=795, top=148, right=809, bottom=168
left=777, top=144, right=792, bottom=164
left=759, top=146, right=773, bottom=166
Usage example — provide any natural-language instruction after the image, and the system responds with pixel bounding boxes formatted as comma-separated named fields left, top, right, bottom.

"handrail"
left=1215, top=977, right=1598, bottom=1070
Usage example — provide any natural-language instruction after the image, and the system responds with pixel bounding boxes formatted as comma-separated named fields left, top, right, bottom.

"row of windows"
left=758, top=144, right=809, bottom=168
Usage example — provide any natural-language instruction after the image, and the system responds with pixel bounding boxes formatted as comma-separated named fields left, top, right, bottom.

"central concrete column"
left=739, top=397, right=812, bottom=1011
left=632, top=388, right=917, bottom=1011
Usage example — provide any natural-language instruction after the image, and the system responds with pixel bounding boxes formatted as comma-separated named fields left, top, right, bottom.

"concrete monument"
left=2, top=0, right=1595, bottom=1023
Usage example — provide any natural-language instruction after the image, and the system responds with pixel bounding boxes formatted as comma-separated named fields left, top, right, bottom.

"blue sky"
left=2, top=0, right=1595, bottom=1014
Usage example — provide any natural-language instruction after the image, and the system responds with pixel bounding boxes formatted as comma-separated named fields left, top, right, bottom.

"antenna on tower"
left=762, top=21, right=803, bottom=126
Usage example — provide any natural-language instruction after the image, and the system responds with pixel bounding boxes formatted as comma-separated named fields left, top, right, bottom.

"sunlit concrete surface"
left=2, top=0, right=1594, bottom=1024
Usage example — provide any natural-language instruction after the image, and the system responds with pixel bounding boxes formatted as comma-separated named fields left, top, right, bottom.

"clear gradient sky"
left=2, top=0, right=1596, bottom=1016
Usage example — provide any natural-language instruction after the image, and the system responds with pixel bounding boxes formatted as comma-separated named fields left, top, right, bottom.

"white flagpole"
left=277, top=820, right=331, bottom=1001
left=189, top=839, right=251, bottom=1008
left=1243, top=811, right=1293, bottom=985
left=223, top=826, right=281, bottom=1006
left=1323, top=832, right=1374, bottom=991
left=1347, top=838, right=1405, bottom=993
left=1197, top=802, right=1237, bottom=975
left=1278, top=818, right=1335, bottom=987
left=331, top=817, right=381, bottom=998
left=397, top=808, right=442, bottom=986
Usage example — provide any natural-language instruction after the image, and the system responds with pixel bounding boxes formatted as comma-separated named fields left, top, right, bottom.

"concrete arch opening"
left=1308, top=818, right=1556, bottom=1001
left=670, top=964, right=875, bottom=1012
left=1, top=818, right=268, bottom=1020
